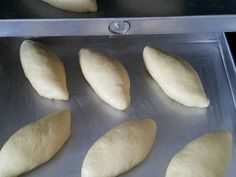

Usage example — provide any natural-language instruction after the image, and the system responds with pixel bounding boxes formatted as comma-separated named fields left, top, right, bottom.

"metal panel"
left=1, top=0, right=236, bottom=36
left=0, top=33, right=235, bottom=177
left=1, top=16, right=236, bottom=37
left=1, top=0, right=236, bottom=19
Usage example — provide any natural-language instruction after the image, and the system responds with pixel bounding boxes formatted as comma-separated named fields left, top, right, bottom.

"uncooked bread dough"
left=81, top=118, right=157, bottom=177
left=0, top=110, right=71, bottom=177
left=42, top=0, right=97, bottom=13
left=166, top=131, right=232, bottom=177
left=20, top=40, right=69, bottom=100
left=143, top=46, right=209, bottom=107
left=79, top=48, right=131, bottom=110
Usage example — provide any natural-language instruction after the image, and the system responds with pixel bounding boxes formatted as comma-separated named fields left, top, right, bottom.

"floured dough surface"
left=79, top=48, right=131, bottom=110
left=42, top=0, right=97, bottom=13
left=166, top=131, right=232, bottom=177
left=143, top=46, right=209, bottom=107
left=0, top=110, right=71, bottom=177
left=20, top=40, right=69, bottom=100
left=81, top=118, right=157, bottom=177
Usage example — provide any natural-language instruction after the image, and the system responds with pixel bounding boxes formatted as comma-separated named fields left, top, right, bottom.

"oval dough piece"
left=20, top=40, right=69, bottom=100
left=143, top=46, right=209, bottom=107
left=81, top=118, right=157, bottom=177
left=0, top=110, right=71, bottom=177
left=166, top=131, right=232, bottom=177
left=42, top=0, right=97, bottom=13
left=79, top=48, right=131, bottom=110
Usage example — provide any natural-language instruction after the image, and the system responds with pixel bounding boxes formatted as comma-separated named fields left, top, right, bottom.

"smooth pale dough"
left=0, top=110, right=71, bottom=177
left=81, top=118, right=157, bottom=177
left=166, top=131, right=232, bottom=177
left=143, top=46, right=209, bottom=107
left=79, top=48, right=131, bottom=110
left=42, top=0, right=97, bottom=13
left=20, top=40, right=69, bottom=100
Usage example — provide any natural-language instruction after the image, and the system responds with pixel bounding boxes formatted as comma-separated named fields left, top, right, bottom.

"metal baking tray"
left=0, top=33, right=235, bottom=177
left=1, top=0, right=236, bottom=37
left=2, top=0, right=236, bottom=18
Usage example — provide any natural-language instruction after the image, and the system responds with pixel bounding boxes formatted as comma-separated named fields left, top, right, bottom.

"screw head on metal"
left=109, top=21, right=130, bottom=34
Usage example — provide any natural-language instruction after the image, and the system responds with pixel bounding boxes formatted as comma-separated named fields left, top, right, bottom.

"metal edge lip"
left=1, top=14, right=236, bottom=22
left=1, top=15, right=236, bottom=37
left=219, top=33, right=236, bottom=111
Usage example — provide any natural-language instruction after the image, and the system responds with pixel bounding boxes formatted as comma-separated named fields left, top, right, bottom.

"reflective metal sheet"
left=1, top=0, right=236, bottom=19
left=1, top=0, right=236, bottom=36
left=0, top=33, right=235, bottom=177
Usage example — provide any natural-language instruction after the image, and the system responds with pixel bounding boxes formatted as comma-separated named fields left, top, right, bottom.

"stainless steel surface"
left=0, top=33, right=235, bottom=177
left=1, top=0, right=236, bottom=36
left=1, top=0, right=236, bottom=19
left=2, top=16, right=236, bottom=37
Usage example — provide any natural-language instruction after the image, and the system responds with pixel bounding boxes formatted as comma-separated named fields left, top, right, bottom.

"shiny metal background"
left=0, top=33, right=235, bottom=177
left=1, top=0, right=236, bottom=18
left=1, top=0, right=236, bottom=36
